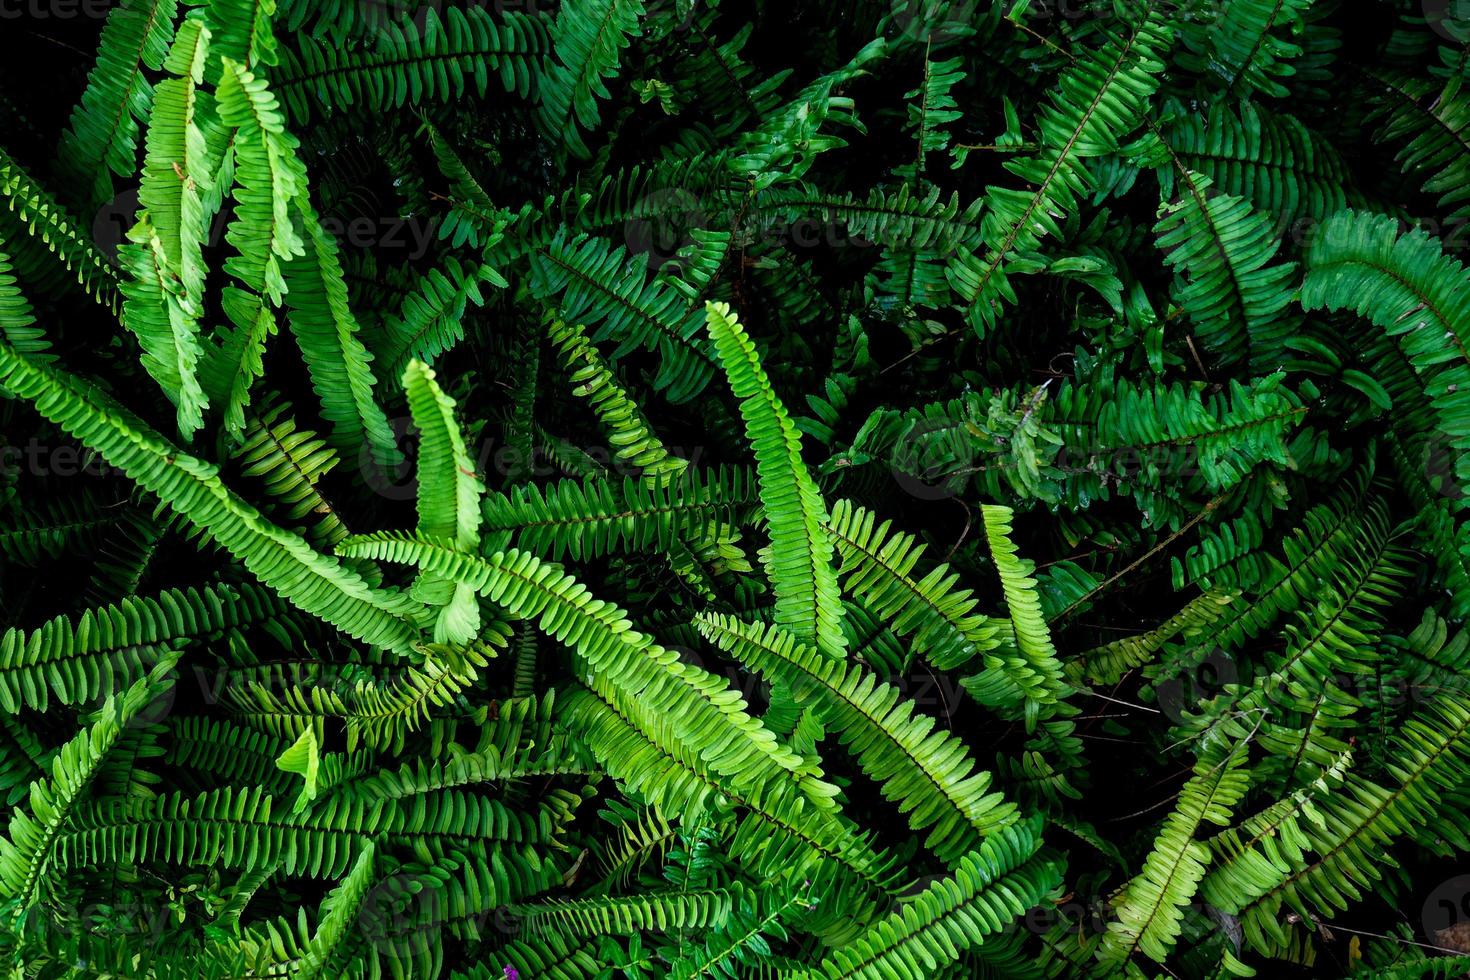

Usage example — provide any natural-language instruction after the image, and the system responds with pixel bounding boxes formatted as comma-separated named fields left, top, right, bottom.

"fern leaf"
left=706, top=301, right=846, bottom=658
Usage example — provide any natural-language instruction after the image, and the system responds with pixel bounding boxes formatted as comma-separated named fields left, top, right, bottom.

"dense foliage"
left=3, top=0, right=1470, bottom=976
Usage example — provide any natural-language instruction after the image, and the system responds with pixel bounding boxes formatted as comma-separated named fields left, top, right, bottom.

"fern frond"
left=789, top=818, right=1062, bottom=980
left=0, top=342, right=430, bottom=654
left=55, top=0, right=179, bottom=211
left=697, top=613, right=1017, bottom=865
left=706, top=301, right=846, bottom=658
left=404, top=359, right=483, bottom=644
left=534, top=0, right=646, bottom=158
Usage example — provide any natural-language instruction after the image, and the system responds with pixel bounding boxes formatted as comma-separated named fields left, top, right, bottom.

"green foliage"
left=1, top=2, right=1468, bottom=977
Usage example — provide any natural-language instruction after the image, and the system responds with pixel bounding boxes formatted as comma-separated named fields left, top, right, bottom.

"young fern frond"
left=980, top=505, right=1069, bottom=710
left=548, top=317, right=689, bottom=484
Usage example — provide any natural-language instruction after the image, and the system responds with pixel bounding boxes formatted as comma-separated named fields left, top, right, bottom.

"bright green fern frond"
left=404, top=359, right=484, bottom=644
left=0, top=341, right=430, bottom=655
left=1097, top=738, right=1252, bottom=970
left=706, top=300, right=846, bottom=659
left=980, top=505, right=1069, bottom=709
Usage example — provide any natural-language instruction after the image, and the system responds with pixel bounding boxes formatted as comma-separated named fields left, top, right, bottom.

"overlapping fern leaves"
left=3, top=0, right=1470, bottom=977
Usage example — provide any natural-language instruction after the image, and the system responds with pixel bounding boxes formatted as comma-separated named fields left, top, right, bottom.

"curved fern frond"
left=530, top=233, right=715, bottom=404
left=283, top=201, right=402, bottom=468
left=548, top=317, right=688, bottom=484
left=1097, top=739, right=1251, bottom=970
left=336, top=533, right=835, bottom=803
left=0, top=341, right=430, bottom=655
left=0, top=145, right=121, bottom=311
